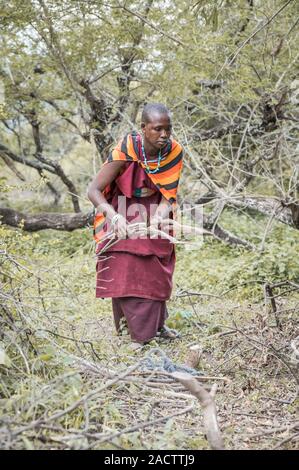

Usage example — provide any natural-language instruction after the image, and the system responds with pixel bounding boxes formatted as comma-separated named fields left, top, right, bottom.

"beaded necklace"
left=141, top=137, right=162, bottom=174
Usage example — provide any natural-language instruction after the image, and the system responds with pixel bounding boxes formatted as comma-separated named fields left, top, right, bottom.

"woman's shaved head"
left=141, top=103, right=171, bottom=123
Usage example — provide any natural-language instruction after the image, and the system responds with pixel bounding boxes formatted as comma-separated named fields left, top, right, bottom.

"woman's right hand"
left=111, top=213, right=128, bottom=239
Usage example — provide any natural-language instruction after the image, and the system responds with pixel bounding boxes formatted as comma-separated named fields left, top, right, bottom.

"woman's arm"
left=87, top=161, right=126, bottom=219
left=87, top=161, right=128, bottom=237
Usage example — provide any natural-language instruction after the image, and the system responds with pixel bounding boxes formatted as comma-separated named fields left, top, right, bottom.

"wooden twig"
left=273, top=432, right=299, bottom=449
left=171, top=372, right=225, bottom=450
left=250, top=421, right=299, bottom=439
left=264, top=283, right=281, bottom=329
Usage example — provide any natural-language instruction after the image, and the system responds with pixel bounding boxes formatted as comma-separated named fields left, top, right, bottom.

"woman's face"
left=141, top=113, right=172, bottom=152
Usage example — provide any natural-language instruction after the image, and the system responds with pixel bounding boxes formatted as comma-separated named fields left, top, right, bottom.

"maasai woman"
left=87, top=103, right=183, bottom=349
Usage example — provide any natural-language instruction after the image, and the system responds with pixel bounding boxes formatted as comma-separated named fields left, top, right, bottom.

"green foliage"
left=31, top=227, right=93, bottom=257
left=176, top=210, right=299, bottom=300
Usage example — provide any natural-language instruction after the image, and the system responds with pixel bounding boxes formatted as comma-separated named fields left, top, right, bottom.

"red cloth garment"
left=95, top=161, right=175, bottom=300
left=96, top=251, right=175, bottom=300
left=112, top=297, right=168, bottom=343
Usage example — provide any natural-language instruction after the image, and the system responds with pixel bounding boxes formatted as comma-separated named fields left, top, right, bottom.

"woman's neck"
left=142, top=139, right=159, bottom=157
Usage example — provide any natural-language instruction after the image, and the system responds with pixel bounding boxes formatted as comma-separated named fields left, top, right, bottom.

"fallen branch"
left=0, top=207, right=93, bottom=231
left=171, top=371, right=225, bottom=450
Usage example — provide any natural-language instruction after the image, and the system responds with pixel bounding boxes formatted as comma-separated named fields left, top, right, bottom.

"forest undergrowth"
left=0, top=221, right=298, bottom=450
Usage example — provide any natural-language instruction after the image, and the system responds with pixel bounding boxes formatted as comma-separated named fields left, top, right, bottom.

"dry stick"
left=97, top=220, right=211, bottom=256
left=214, top=347, right=254, bottom=373
left=263, top=280, right=299, bottom=330
left=176, top=290, right=222, bottom=299
left=171, top=372, right=225, bottom=450
left=185, top=292, right=201, bottom=325
left=270, top=280, right=299, bottom=290
left=259, top=395, right=293, bottom=405
left=250, top=421, right=299, bottom=439
left=76, top=359, right=114, bottom=377
left=221, top=280, right=267, bottom=296
left=259, top=208, right=277, bottom=252
left=35, top=328, right=103, bottom=363
left=272, top=432, right=299, bottom=450
left=130, top=370, right=229, bottom=382
left=264, top=283, right=281, bottom=329
left=270, top=288, right=299, bottom=300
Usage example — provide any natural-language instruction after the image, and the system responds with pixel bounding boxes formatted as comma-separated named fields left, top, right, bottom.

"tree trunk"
left=0, top=207, right=94, bottom=231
